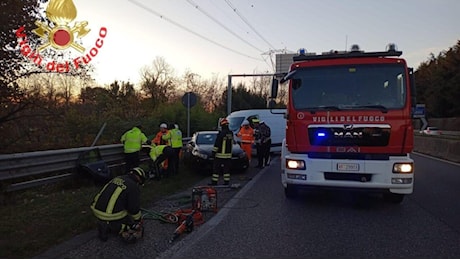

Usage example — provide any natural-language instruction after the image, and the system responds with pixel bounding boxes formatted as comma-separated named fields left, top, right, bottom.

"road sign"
left=413, top=104, right=425, bottom=118
left=182, top=92, right=197, bottom=108
left=182, top=92, right=197, bottom=138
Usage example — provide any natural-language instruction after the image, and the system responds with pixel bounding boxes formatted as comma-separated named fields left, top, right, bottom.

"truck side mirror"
left=271, top=78, right=279, bottom=99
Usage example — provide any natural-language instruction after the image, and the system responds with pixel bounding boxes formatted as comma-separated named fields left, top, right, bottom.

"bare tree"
left=140, top=56, right=177, bottom=108
left=200, top=74, right=226, bottom=112
left=183, top=69, right=201, bottom=93
left=179, top=70, right=226, bottom=112
left=249, top=74, right=271, bottom=98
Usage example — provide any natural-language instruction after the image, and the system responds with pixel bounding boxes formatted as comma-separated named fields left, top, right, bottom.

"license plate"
left=337, top=163, right=359, bottom=171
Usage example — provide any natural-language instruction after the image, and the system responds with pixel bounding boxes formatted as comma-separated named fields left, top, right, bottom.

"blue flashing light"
left=311, top=129, right=330, bottom=145
left=316, top=130, right=329, bottom=139
left=299, top=48, right=306, bottom=55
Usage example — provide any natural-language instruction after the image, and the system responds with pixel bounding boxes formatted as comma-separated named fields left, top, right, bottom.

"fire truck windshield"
left=291, top=63, right=407, bottom=111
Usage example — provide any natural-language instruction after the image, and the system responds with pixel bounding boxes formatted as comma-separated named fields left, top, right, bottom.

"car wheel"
left=284, top=185, right=298, bottom=198
left=383, top=193, right=404, bottom=204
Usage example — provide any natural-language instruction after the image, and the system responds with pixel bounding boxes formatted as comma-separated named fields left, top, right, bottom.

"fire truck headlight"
left=393, top=163, right=413, bottom=173
left=287, top=160, right=306, bottom=170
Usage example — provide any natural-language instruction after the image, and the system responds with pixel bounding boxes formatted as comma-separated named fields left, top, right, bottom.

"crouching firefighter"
left=149, top=144, right=176, bottom=179
left=90, top=167, right=146, bottom=243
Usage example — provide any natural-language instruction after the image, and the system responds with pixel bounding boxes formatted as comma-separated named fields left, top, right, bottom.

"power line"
left=261, top=48, right=295, bottom=71
left=127, top=0, right=263, bottom=61
left=186, top=0, right=264, bottom=53
left=223, top=0, right=275, bottom=50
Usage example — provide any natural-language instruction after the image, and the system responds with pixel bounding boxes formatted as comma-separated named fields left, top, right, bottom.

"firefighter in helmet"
left=252, top=119, right=271, bottom=168
left=210, top=118, right=233, bottom=185
left=153, top=123, right=170, bottom=146
left=90, top=167, right=146, bottom=243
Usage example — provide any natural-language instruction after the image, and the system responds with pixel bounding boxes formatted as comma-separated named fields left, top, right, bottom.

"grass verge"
left=0, top=163, right=205, bottom=258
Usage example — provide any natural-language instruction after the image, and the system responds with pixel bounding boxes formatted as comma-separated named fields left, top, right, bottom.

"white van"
left=225, top=109, right=286, bottom=153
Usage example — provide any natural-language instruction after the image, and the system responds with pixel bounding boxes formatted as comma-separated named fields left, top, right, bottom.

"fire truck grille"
left=308, top=126, right=390, bottom=146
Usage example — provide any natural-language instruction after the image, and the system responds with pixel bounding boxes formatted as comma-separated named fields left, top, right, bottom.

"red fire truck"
left=271, top=44, right=415, bottom=203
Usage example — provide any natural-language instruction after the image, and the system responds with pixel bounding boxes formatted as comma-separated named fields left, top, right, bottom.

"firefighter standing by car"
left=210, top=118, right=233, bottom=185
left=120, top=125, right=148, bottom=172
left=252, top=119, right=271, bottom=168
left=90, top=167, right=146, bottom=243
left=236, top=120, right=254, bottom=162
left=161, top=123, right=182, bottom=175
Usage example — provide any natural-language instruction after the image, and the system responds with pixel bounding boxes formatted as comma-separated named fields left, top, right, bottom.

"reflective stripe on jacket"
left=213, top=128, right=233, bottom=159
left=170, top=128, right=183, bottom=148
left=163, top=128, right=183, bottom=148
left=237, top=126, right=255, bottom=144
left=90, top=175, right=142, bottom=221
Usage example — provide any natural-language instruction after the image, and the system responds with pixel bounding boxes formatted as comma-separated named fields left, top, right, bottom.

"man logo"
left=334, top=125, right=363, bottom=139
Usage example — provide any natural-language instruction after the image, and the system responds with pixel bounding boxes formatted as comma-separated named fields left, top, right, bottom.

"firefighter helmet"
left=130, top=167, right=146, bottom=185
left=220, top=118, right=229, bottom=126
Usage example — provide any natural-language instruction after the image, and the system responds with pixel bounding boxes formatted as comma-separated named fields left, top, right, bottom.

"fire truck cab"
left=271, top=44, right=416, bottom=203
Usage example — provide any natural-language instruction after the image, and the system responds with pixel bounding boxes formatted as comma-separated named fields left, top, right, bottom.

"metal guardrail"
left=416, top=130, right=460, bottom=135
left=0, top=138, right=193, bottom=193
left=0, top=144, right=127, bottom=192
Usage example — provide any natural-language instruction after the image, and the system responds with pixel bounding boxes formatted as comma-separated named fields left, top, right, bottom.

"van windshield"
left=227, top=117, right=245, bottom=132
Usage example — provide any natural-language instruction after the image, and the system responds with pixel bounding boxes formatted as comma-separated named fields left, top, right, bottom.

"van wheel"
left=284, top=185, right=297, bottom=198
left=383, top=193, right=404, bottom=204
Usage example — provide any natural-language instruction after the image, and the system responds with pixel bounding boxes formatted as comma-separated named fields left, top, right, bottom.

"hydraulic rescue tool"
left=120, top=218, right=144, bottom=244
left=192, top=186, right=217, bottom=212
left=169, top=210, right=196, bottom=243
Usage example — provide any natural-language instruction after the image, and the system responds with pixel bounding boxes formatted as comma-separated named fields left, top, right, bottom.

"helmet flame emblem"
left=32, top=0, right=90, bottom=53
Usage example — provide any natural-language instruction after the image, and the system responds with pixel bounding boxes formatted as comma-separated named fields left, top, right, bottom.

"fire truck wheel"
left=383, top=193, right=404, bottom=204
left=284, top=185, right=298, bottom=198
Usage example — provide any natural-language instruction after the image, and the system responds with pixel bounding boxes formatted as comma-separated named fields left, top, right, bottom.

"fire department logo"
left=14, top=0, right=107, bottom=73
left=33, top=0, right=90, bottom=53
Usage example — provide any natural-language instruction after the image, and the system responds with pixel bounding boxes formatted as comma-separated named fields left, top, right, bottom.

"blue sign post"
left=413, top=104, right=427, bottom=130
left=413, top=104, right=426, bottom=118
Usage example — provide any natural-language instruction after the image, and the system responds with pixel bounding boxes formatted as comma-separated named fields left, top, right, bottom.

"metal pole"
left=226, top=73, right=277, bottom=115
left=91, top=122, right=107, bottom=147
left=227, top=75, right=232, bottom=115
left=187, top=92, right=191, bottom=137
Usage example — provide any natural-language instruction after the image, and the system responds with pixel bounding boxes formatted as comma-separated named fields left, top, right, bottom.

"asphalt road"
left=39, top=153, right=460, bottom=258
left=162, top=153, right=460, bottom=258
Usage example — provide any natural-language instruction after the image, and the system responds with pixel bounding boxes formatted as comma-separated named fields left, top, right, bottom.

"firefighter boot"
left=121, top=222, right=144, bottom=244
left=97, top=221, right=110, bottom=242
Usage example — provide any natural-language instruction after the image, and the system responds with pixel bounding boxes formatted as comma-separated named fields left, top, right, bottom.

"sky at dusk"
left=32, top=0, right=460, bottom=86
